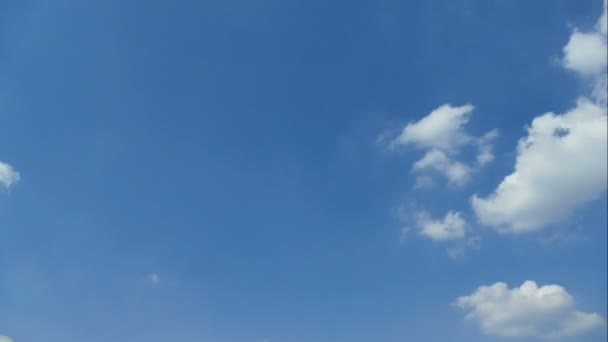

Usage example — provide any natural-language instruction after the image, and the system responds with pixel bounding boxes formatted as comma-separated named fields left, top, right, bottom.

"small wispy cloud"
left=394, top=204, right=480, bottom=258
left=413, top=175, right=435, bottom=190
left=0, top=161, right=19, bottom=189
left=146, top=273, right=160, bottom=285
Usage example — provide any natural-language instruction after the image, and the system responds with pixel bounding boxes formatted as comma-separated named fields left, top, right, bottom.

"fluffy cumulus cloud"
left=0, top=336, right=13, bottom=342
left=0, top=161, right=19, bottom=189
left=416, top=210, right=467, bottom=241
left=562, top=31, right=607, bottom=76
left=472, top=3, right=608, bottom=233
left=413, top=149, right=471, bottom=186
left=396, top=208, right=480, bottom=258
left=562, top=0, right=607, bottom=104
left=455, top=281, right=604, bottom=339
left=392, top=104, right=474, bottom=152
left=472, top=99, right=607, bottom=232
left=391, top=104, right=497, bottom=187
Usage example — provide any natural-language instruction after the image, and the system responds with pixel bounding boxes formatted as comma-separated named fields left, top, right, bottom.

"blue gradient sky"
left=0, top=1, right=606, bottom=341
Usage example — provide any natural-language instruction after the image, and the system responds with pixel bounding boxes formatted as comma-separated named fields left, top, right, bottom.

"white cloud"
left=396, top=206, right=478, bottom=258
left=591, top=72, right=607, bottom=105
left=413, top=149, right=471, bottom=187
left=599, top=0, right=607, bottom=35
left=476, top=129, right=499, bottom=166
left=455, top=281, right=604, bottom=339
left=0, top=336, right=13, bottom=342
left=562, top=0, right=607, bottom=104
left=473, top=2, right=608, bottom=233
left=391, top=104, right=498, bottom=187
left=562, top=31, right=607, bottom=76
left=476, top=147, right=494, bottom=166
left=392, top=104, right=474, bottom=151
left=472, top=99, right=607, bottom=233
left=0, top=161, right=19, bottom=189
left=547, top=311, right=606, bottom=339
left=416, top=210, right=467, bottom=241
left=446, top=235, right=482, bottom=259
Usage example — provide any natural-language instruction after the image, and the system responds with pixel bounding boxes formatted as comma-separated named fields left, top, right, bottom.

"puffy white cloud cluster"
left=416, top=210, right=467, bottom=241
left=0, top=336, right=13, bottom=342
left=455, top=281, right=604, bottom=339
left=472, top=2, right=607, bottom=233
left=472, top=98, right=607, bottom=232
left=392, top=104, right=497, bottom=187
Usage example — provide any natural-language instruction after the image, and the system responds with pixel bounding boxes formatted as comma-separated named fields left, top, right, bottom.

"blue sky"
left=0, top=0, right=606, bottom=341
